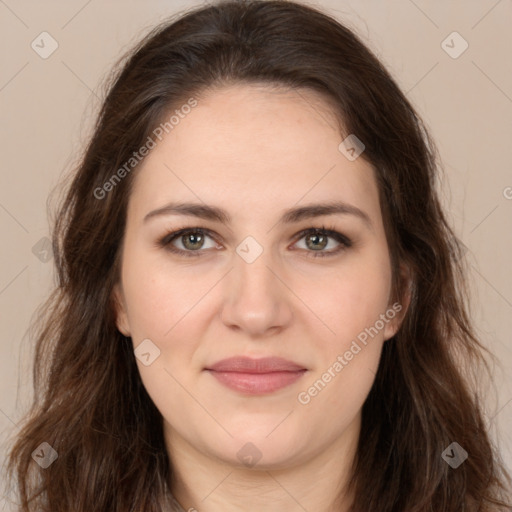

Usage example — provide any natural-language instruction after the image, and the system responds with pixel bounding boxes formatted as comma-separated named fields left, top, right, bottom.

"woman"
left=6, top=0, right=511, bottom=510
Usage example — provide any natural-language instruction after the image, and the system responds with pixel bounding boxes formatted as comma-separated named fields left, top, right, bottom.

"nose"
left=219, top=247, right=293, bottom=338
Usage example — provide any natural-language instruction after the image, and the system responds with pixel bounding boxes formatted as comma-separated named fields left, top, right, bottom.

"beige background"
left=1, top=0, right=511, bottom=504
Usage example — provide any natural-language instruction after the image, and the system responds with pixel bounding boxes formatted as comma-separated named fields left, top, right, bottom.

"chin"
left=206, top=430, right=307, bottom=470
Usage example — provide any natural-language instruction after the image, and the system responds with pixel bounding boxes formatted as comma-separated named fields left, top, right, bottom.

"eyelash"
left=156, top=224, right=352, bottom=259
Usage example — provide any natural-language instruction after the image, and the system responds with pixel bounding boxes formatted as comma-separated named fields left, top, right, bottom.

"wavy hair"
left=5, top=0, right=511, bottom=510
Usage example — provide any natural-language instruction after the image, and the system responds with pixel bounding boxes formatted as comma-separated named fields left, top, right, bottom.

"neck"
left=166, top=413, right=360, bottom=512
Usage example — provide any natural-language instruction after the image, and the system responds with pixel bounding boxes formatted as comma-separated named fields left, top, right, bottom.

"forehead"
left=128, top=84, right=381, bottom=228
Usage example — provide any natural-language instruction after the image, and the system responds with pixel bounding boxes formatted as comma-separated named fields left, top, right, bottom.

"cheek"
left=296, top=266, right=389, bottom=427
left=120, top=248, right=215, bottom=398
left=123, top=277, right=174, bottom=338
left=121, top=245, right=198, bottom=338
left=294, top=247, right=391, bottom=410
left=120, top=249, right=205, bottom=418
left=303, top=253, right=392, bottom=346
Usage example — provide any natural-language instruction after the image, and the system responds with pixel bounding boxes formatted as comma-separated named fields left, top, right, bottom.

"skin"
left=113, top=84, right=409, bottom=512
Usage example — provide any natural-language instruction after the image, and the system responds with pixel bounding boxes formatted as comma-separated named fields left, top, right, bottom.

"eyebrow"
left=143, top=200, right=373, bottom=230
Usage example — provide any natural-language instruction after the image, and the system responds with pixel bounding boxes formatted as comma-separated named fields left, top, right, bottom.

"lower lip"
left=206, top=370, right=307, bottom=394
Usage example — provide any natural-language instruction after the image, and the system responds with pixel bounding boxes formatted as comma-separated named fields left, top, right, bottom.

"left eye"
left=158, top=227, right=352, bottom=258
left=294, top=229, right=342, bottom=253
left=291, top=227, right=353, bottom=258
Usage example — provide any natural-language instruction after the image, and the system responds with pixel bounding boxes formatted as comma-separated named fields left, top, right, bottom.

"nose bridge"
left=233, top=232, right=278, bottom=291
left=235, top=242, right=276, bottom=297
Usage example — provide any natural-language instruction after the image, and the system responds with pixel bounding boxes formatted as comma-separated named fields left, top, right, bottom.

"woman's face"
left=113, top=84, right=404, bottom=470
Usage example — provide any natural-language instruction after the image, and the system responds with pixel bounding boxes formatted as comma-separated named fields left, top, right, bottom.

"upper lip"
left=205, top=356, right=307, bottom=373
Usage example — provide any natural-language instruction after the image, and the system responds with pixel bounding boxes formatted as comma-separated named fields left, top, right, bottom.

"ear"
left=383, top=263, right=412, bottom=341
left=111, top=283, right=131, bottom=337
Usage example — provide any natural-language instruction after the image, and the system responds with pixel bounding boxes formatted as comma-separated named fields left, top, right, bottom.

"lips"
left=205, top=356, right=307, bottom=394
left=206, top=356, right=306, bottom=373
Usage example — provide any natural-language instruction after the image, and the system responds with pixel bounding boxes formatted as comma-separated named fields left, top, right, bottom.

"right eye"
left=157, top=228, right=220, bottom=257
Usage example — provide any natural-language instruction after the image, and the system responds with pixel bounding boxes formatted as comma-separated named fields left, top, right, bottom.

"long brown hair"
left=5, top=0, right=511, bottom=510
